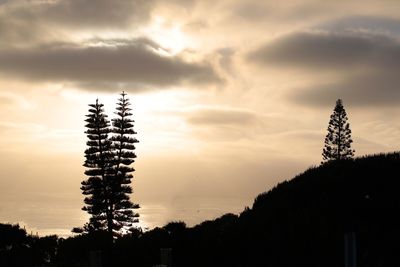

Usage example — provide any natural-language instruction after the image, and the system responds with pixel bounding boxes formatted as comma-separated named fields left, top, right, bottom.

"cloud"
left=44, top=0, right=153, bottom=29
left=0, top=0, right=153, bottom=31
left=0, top=39, right=221, bottom=90
left=182, top=107, right=264, bottom=142
left=0, top=0, right=157, bottom=48
left=216, top=47, right=236, bottom=75
left=290, top=71, right=400, bottom=107
left=230, top=2, right=271, bottom=21
left=247, top=30, right=400, bottom=71
left=247, top=26, right=400, bottom=106
left=181, top=106, right=298, bottom=143
left=319, top=16, right=400, bottom=36
left=71, top=81, right=153, bottom=93
left=186, top=107, right=257, bottom=126
left=229, top=1, right=331, bottom=23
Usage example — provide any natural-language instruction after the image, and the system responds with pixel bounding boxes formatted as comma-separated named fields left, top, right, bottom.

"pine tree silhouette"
left=109, top=91, right=140, bottom=234
left=75, top=93, right=140, bottom=236
left=322, top=99, right=355, bottom=163
left=80, top=99, right=113, bottom=232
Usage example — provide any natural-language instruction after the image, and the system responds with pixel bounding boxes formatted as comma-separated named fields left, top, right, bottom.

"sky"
left=1, top=0, right=400, bottom=237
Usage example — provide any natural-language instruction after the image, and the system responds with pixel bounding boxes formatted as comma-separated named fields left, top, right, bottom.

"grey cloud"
left=187, top=107, right=257, bottom=126
left=247, top=30, right=400, bottom=71
left=290, top=72, right=400, bottom=107
left=216, top=48, right=236, bottom=75
left=45, top=0, right=153, bottom=28
left=248, top=28, right=400, bottom=107
left=183, top=107, right=299, bottom=142
left=185, top=107, right=297, bottom=131
left=0, top=0, right=155, bottom=47
left=230, top=1, right=324, bottom=22
left=71, top=82, right=152, bottom=93
left=184, top=107, right=263, bottom=142
left=228, top=0, right=349, bottom=25
left=0, top=39, right=221, bottom=90
left=319, top=16, right=400, bottom=36
left=231, top=2, right=269, bottom=21
left=1, top=0, right=153, bottom=30
left=164, top=0, right=198, bottom=9
left=0, top=12, right=48, bottom=47
left=0, top=0, right=201, bottom=45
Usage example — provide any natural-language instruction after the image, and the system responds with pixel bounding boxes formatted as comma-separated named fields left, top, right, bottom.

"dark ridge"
left=236, top=152, right=400, bottom=267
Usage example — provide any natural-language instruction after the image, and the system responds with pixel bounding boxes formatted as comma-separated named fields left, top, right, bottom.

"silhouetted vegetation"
left=75, top=92, right=139, bottom=237
left=109, top=92, right=140, bottom=232
left=322, top=99, right=355, bottom=163
left=0, top=224, right=58, bottom=267
left=3, top=152, right=400, bottom=266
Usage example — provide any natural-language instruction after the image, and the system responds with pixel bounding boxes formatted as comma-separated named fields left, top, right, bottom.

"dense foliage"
left=76, top=92, right=139, bottom=237
left=0, top=224, right=58, bottom=267
left=322, top=99, right=355, bottom=163
left=110, top=92, right=140, bottom=233
left=79, top=99, right=114, bottom=233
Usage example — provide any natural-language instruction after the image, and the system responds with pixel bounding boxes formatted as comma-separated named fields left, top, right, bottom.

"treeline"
left=2, top=152, right=400, bottom=267
left=0, top=224, right=57, bottom=267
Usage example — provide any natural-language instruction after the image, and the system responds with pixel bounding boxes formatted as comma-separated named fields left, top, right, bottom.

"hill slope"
left=112, top=152, right=400, bottom=267
left=235, top=152, right=400, bottom=267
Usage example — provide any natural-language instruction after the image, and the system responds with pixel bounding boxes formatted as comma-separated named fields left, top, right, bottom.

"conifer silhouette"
left=322, top=99, right=355, bottom=163
left=80, top=99, right=113, bottom=232
left=109, top=91, right=140, bottom=234
left=75, top=93, right=139, bottom=236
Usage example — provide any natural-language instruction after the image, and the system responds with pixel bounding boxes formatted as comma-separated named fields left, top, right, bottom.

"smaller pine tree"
left=322, top=99, right=355, bottom=163
left=80, top=99, right=113, bottom=232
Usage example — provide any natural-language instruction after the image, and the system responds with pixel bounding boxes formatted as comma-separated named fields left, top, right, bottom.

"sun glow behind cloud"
left=141, top=16, right=192, bottom=56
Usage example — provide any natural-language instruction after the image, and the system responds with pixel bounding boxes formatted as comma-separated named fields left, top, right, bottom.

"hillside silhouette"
left=236, top=152, right=400, bottom=267
left=1, top=152, right=400, bottom=266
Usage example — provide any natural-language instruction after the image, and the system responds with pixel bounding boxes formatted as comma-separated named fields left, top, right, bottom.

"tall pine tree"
left=76, top=93, right=139, bottom=236
left=109, top=91, right=140, bottom=234
left=322, top=99, right=355, bottom=163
